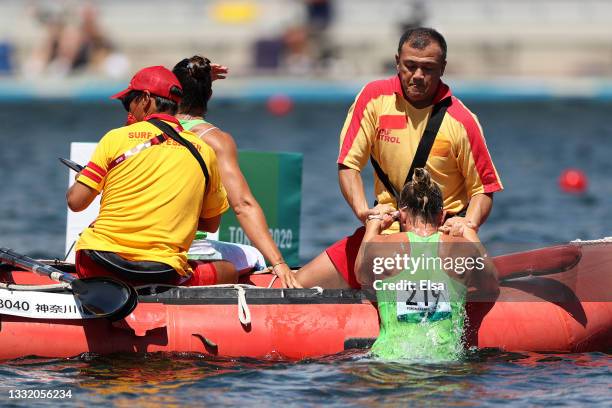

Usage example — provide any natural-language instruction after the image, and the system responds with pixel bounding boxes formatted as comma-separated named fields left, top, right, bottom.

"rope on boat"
left=234, top=285, right=251, bottom=325
left=185, top=283, right=255, bottom=325
left=0, top=282, right=71, bottom=291
left=176, top=281, right=325, bottom=326
left=571, top=236, right=612, bottom=245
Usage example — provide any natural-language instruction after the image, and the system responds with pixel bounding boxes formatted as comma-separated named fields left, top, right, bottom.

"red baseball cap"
left=111, top=66, right=183, bottom=103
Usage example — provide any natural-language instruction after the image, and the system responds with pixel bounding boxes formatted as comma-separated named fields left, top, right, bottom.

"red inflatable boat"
left=0, top=241, right=610, bottom=360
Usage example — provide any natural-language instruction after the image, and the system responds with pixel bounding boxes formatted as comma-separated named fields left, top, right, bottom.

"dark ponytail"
left=398, top=168, right=443, bottom=226
left=173, top=55, right=213, bottom=116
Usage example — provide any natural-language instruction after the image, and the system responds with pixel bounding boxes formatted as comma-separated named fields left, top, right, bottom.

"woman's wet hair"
left=173, top=55, right=212, bottom=116
left=399, top=168, right=444, bottom=226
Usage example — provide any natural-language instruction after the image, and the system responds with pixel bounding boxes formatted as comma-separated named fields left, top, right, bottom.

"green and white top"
left=179, top=118, right=210, bottom=131
left=372, top=232, right=467, bottom=361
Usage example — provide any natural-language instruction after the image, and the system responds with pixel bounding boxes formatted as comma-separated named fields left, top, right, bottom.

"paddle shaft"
left=0, top=248, right=138, bottom=319
left=1, top=248, right=75, bottom=284
left=58, top=157, right=84, bottom=173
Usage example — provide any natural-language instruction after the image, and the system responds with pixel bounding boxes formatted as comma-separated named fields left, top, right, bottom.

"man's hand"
left=439, top=216, right=477, bottom=236
left=357, top=207, right=381, bottom=224
left=440, top=194, right=493, bottom=236
left=211, top=64, right=228, bottom=81
left=368, top=204, right=396, bottom=230
left=272, top=262, right=302, bottom=288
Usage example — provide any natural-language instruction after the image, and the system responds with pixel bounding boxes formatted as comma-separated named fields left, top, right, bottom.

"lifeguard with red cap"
left=111, top=66, right=183, bottom=125
left=66, top=65, right=238, bottom=286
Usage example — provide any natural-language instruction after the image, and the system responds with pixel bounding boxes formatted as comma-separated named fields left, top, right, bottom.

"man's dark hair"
left=397, top=27, right=447, bottom=61
left=121, top=88, right=182, bottom=115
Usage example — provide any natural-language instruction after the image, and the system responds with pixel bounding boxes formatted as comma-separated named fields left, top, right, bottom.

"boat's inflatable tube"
left=0, top=242, right=610, bottom=360
left=493, top=244, right=582, bottom=279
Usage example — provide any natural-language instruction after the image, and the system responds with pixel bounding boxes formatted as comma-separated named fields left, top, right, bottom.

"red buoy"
left=559, top=168, right=588, bottom=193
left=267, top=94, right=293, bottom=116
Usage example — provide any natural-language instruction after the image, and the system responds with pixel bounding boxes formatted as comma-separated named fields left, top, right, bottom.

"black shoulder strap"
left=370, top=155, right=400, bottom=201
left=370, top=97, right=452, bottom=203
left=148, top=118, right=210, bottom=192
left=405, top=97, right=452, bottom=184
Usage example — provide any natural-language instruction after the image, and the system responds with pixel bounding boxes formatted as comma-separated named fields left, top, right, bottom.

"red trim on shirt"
left=391, top=74, right=403, bottom=94
left=446, top=96, right=502, bottom=193
left=143, top=114, right=184, bottom=131
left=82, top=168, right=102, bottom=184
left=338, top=77, right=398, bottom=163
left=87, top=161, right=107, bottom=177
left=432, top=83, right=452, bottom=104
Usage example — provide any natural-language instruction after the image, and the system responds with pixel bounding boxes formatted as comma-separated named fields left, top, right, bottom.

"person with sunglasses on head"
left=171, top=55, right=302, bottom=288
left=354, top=168, right=498, bottom=360
left=66, top=65, right=238, bottom=286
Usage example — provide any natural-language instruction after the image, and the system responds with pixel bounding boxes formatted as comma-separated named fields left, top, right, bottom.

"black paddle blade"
left=70, top=277, right=138, bottom=320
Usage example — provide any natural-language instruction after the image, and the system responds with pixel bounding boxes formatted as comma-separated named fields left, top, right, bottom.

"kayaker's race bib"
left=396, top=287, right=451, bottom=323
left=0, top=288, right=97, bottom=319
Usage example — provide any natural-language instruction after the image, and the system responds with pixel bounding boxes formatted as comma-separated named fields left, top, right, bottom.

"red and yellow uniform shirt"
left=338, top=75, right=502, bottom=226
left=76, top=114, right=229, bottom=276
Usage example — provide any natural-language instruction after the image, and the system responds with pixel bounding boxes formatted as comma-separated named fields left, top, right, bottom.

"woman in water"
left=172, top=56, right=301, bottom=288
left=354, top=168, right=499, bottom=360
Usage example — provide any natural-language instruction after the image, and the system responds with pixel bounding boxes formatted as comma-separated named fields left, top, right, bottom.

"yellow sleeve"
left=200, top=147, right=230, bottom=219
left=337, top=86, right=378, bottom=171
left=76, top=130, right=115, bottom=193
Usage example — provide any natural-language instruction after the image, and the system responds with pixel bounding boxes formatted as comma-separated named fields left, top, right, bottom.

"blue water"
left=1, top=99, right=611, bottom=259
left=0, top=99, right=611, bottom=405
left=0, top=351, right=609, bottom=406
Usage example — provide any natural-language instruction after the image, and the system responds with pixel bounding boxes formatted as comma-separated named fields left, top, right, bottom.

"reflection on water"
left=3, top=350, right=610, bottom=406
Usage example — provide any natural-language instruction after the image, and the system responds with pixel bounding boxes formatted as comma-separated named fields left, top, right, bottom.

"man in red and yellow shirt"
left=296, top=27, right=503, bottom=289
left=67, top=66, right=235, bottom=285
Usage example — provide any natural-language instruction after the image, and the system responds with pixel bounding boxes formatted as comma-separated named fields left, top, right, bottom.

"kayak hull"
left=0, top=302, right=379, bottom=360
left=0, top=243, right=610, bottom=360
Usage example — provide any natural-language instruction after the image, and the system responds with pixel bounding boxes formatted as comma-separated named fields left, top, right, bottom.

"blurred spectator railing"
left=1, top=0, right=611, bottom=78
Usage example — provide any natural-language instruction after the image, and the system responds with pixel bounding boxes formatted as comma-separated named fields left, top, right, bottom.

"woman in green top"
left=172, top=56, right=301, bottom=288
left=355, top=168, right=498, bottom=360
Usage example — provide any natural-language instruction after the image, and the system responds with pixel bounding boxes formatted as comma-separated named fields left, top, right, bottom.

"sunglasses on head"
left=120, top=92, right=141, bottom=112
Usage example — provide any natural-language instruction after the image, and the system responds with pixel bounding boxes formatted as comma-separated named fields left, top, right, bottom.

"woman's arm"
left=354, top=220, right=383, bottom=285
left=199, top=126, right=301, bottom=288
left=461, top=228, right=499, bottom=295
left=354, top=204, right=395, bottom=285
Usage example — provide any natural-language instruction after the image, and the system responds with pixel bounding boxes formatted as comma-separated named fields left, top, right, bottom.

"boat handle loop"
left=234, top=285, right=251, bottom=326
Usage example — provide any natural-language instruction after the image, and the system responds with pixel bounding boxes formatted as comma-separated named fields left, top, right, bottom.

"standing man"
left=296, top=27, right=503, bottom=289
left=67, top=65, right=237, bottom=286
